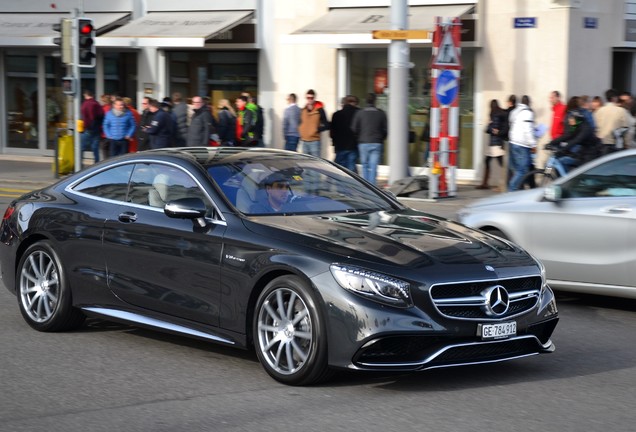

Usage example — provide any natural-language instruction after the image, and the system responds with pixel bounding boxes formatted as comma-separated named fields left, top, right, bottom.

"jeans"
left=109, top=139, right=129, bottom=157
left=334, top=150, right=358, bottom=173
left=284, top=136, right=300, bottom=152
left=301, top=140, right=321, bottom=157
left=81, top=130, right=101, bottom=163
left=358, top=143, right=382, bottom=185
left=508, top=143, right=532, bottom=191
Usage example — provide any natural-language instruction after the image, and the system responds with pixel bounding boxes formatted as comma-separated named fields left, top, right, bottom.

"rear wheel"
left=17, top=241, right=85, bottom=332
left=254, top=275, right=331, bottom=385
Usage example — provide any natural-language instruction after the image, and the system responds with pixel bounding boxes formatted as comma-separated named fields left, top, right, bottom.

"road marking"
left=0, top=187, right=30, bottom=198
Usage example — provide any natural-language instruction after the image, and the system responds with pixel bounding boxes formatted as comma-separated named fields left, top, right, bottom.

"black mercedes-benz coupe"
left=0, top=147, right=558, bottom=385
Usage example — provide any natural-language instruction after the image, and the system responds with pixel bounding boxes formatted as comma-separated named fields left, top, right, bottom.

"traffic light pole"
left=72, top=11, right=82, bottom=172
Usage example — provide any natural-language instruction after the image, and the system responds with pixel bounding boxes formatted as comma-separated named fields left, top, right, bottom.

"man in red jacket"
left=549, top=90, right=566, bottom=139
left=80, top=90, right=104, bottom=162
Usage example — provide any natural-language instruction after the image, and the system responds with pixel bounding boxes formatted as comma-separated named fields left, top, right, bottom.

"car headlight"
left=330, top=264, right=412, bottom=308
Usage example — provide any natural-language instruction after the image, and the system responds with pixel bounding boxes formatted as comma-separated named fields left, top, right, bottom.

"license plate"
left=479, top=321, right=517, bottom=340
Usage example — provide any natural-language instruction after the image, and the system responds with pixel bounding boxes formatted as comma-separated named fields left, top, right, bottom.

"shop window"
left=349, top=48, right=475, bottom=169
left=5, top=53, right=38, bottom=149
left=167, top=51, right=257, bottom=104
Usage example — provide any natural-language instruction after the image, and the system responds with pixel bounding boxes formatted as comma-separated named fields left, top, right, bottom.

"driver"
left=254, top=172, right=291, bottom=213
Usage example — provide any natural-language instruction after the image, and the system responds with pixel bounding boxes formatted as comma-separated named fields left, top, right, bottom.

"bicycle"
left=520, top=146, right=569, bottom=189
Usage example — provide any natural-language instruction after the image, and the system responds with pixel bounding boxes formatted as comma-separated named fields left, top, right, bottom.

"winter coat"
left=187, top=106, right=215, bottom=147
left=330, top=104, right=359, bottom=151
left=172, top=102, right=189, bottom=146
left=508, top=104, right=536, bottom=148
left=103, top=109, right=136, bottom=141
left=217, top=108, right=236, bottom=145
left=351, top=105, right=387, bottom=144
left=146, top=109, right=173, bottom=149
left=299, top=101, right=329, bottom=141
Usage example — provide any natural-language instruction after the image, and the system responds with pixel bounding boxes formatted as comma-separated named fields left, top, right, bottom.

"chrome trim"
left=429, top=276, right=542, bottom=321
left=81, top=307, right=235, bottom=345
left=356, top=335, right=548, bottom=368
left=64, top=159, right=226, bottom=223
left=433, top=289, right=537, bottom=306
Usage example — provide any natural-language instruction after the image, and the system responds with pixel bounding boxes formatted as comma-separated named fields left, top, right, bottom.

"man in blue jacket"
left=103, top=97, right=136, bottom=157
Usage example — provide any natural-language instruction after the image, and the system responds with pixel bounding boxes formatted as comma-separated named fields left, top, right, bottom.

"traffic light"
left=77, top=18, right=96, bottom=68
left=52, top=18, right=72, bottom=64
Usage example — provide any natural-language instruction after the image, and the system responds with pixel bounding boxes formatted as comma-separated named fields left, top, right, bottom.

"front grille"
left=427, top=338, right=541, bottom=367
left=429, top=276, right=542, bottom=320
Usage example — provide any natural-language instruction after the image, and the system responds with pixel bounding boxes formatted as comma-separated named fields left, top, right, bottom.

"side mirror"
left=543, top=185, right=562, bottom=202
left=164, top=197, right=207, bottom=219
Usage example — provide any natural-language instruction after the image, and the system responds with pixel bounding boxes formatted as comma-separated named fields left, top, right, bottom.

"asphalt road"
left=2, top=158, right=636, bottom=431
left=1, top=283, right=635, bottom=431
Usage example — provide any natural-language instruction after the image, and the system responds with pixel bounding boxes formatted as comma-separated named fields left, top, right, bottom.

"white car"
left=458, top=149, right=636, bottom=299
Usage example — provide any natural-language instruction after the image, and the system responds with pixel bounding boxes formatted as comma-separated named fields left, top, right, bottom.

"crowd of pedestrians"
left=479, top=88, right=635, bottom=192
left=79, top=90, right=266, bottom=163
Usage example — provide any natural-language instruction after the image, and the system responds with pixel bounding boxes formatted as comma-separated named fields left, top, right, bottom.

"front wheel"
left=520, top=169, right=558, bottom=189
left=16, top=241, right=85, bottom=332
left=253, top=275, right=331, bottom=385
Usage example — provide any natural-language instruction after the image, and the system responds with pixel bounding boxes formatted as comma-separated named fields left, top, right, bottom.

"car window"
left=72, top=164, right=134, bottom=201
left=561, top=155, right=636, bottom=198
left=208, top=157, right=395, bottom=215
left=137, top=163, right=210, bottom=211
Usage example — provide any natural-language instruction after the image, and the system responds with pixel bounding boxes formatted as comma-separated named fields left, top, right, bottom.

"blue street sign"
left=435, top=70, right=458, bottom=106
left=514, top=17, right=536, bottom=28
left=584, top=17, right=598, bottom=29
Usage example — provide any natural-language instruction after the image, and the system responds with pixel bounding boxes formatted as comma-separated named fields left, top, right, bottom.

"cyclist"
left=545, top=108, right=600, bottom=173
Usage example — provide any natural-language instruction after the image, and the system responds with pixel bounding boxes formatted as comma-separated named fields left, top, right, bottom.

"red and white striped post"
left=429, top=16, right=462, bottom=199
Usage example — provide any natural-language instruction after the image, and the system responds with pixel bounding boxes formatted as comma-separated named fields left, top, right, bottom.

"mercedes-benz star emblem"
left=483, top=285, right=510, bottom=316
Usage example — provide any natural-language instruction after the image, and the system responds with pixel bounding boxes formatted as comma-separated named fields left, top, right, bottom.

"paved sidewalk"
left=0, top=154, right=502, bottom=219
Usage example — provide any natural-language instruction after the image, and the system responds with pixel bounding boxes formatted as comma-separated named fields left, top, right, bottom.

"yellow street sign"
left=372, top=30, right=430, bottom=40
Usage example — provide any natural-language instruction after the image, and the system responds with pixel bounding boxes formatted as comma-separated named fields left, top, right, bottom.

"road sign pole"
left=387, top=0, right=410, bottom=185
left=429, top=16, right=462, bottom=199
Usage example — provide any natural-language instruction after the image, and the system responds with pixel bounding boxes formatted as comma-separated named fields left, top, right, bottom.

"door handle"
left=118, top=212, right=138, bottom=223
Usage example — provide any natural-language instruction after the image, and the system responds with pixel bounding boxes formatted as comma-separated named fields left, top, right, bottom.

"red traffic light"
left=79, top=23, right=93, bottom=34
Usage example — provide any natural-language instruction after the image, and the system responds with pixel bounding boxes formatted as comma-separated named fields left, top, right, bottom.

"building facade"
left=0, top=0, right=634, bottom=180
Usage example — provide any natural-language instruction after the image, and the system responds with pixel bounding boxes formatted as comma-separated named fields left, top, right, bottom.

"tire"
left=484, top=228, right=509, bottom=240
left=537, top=170, right=559, bottom=188
left=16, top=241, right=85, bottom=332
left=519, top=169, right=542, bottom=189
left=253, top=275, right=331, bottom=386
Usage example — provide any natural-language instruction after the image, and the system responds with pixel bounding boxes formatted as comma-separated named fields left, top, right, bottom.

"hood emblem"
left=483, top=285, right=510, bottom=317
left=485, top=265, right=495, bottom=272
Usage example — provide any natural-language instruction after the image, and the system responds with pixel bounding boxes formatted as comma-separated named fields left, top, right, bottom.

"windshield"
left=207, top=156, right=398, bottom=215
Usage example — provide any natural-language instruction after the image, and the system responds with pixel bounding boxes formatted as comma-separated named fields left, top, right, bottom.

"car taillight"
left=2, top=206, right=15, bottom=221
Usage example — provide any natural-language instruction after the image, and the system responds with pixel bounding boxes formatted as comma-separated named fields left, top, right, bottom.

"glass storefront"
left=167, top=50, right=258, bottom=105
left=6, top=53, right=39, bottom=149
left=349, top=48, right=475, bottom=169
left=3, top=51, right=137, bottom=152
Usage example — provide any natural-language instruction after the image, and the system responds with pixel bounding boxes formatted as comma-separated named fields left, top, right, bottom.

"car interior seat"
left=148, top=173, right=171, bottom=207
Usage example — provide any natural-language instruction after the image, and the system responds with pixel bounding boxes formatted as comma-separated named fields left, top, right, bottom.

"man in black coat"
left=144, top=99, right=173, bottom=149
left=330, top=95, right=359, bottom=172
left=187, top=96, right=215, bottom=147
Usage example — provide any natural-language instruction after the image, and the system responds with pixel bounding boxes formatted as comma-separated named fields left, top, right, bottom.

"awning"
left=289, top=4, right=474, bottom=45
left=99, top=11, right=254, bottom=48
left=0, top=13, right=129, bottom=47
